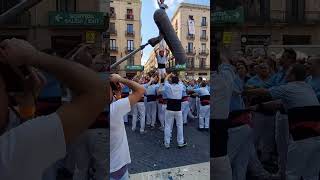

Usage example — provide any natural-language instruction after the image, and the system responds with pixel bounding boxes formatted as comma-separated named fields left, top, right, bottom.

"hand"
left=0, top=38, right=39, bottom=66
left=110, top=74, right=122, bottom=83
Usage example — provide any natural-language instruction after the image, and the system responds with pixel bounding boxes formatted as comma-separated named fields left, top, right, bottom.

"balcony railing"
left=125, top=31, right=135, bottom=37
left=200, top=36, right=208, bottom=41
left=125, top=47, right=135, bottom=54
left=199, top=49, right=209, bottom=56
left=201, top=22, right=207, bottom=27
left=186, top=48, right=196, bottom=55
left=110, top=29, right=117, bottom=35
left=110, top=12, right=116, bottom=19
left=126, top=14, right=134, bottom=20
left=187, top=34, right=195, bottom=40
left=110, top=46, right=118, bottom=52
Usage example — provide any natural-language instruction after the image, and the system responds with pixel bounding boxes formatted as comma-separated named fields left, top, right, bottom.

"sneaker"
left=132, top=128, right=136, bottom=132
left=178, top=141, right=187, bottom=148
left=164, top=143, right=170, bottom=149
left=150, top=126, right=156, bottom=130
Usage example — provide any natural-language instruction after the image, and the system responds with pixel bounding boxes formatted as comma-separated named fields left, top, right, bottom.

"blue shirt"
left=122, top=85, right=130, bottom=93
left=246, top=75, right=273, bottom=88
left=164, top=81, right=183, bottom=99
left=39, top=73, right=62, bottom=98
left=306, top=75, right=320, bottom=101
left=194, top=87, right=210, bottom=96
left=145, top=84, right=159, bottom=95
left=230, top=75, right=245, bottom=112
left=264, top=68, right=287, bottom=88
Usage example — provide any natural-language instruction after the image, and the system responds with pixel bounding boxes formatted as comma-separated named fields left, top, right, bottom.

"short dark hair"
left=283, top=48, right=297, bottom=61
left=201, top=82, right=206, bottom=87
left=290, top=64, right=306, bottom=81
left=171, top=76, right=179, bottom=84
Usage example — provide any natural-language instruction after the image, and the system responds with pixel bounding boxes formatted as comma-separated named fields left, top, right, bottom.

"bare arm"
left=111, top=74, right=145, bottom=107
left=0, top=39, right=105, bottom=144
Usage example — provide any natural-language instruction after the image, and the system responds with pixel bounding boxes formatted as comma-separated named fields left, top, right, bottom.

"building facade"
left=145, top=3, right=210, bottom=80
left=0, top=0, right=107, bottom=57
left=109, top=0, right=142, bottom=77
left=213, top=0, right=320, bottom=55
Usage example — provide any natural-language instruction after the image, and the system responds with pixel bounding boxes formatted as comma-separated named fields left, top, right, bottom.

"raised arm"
left=0, top=39, right=106, bottom=144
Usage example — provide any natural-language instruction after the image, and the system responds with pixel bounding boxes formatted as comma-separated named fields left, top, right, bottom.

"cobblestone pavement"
left=125, top=117, right=210, bottom=174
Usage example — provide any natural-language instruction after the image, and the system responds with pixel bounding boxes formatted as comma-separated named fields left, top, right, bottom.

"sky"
left=140, top=0, right=210, bottom=65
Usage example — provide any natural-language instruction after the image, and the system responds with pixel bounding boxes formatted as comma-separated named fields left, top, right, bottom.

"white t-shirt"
left=110, top=97, right=131, bottom=173
left=0, top=113, right=66, bottom=180
left=156, top=55, right=168, bottom=65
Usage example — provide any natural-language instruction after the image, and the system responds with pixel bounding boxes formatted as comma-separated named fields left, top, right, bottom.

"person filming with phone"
left=0, top=38, right=106, bottom=180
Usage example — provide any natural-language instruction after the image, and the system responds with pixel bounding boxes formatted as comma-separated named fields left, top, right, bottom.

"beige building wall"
left=145, top=3, right=210, bottom=80
left=110, top=0, right=142, bottom=76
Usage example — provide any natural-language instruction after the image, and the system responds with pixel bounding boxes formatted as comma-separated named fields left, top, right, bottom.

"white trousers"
left=72, top=129, right=108, bottom=180
left=157, top=103, right=166, bottom=127
left=146, top=101, right=157, bottom=126
left=189, top=97, right=196, bottom=114
left=228, top=125, right=252, bottom=180
left=181, top=101, right=190, bottom=124
left=199, top=105, right=210, bottom=128
left=196, top=97, right=201, bottom=116
left=210, top=156, right=232, bottom=180
left=164, top=110, right=184, bottom=145
left=286, top=136, right=320, bottom=180
left=132, top=102, right=146, bottom=132
left=158, top=68, right=166, bottom=77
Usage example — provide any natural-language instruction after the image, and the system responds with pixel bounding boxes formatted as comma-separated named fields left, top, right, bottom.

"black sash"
left=200, top=95, right=210, bottom=106
left=158, top=63, right=166, bottom=69
left=147, top=95, right=157, bottom=102
left=167, top=99, right=182, bottom=111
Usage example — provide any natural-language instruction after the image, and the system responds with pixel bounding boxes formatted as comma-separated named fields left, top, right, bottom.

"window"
left=111, top=56, right=117, bottom=64
left=201, top=17, right=207, bottom=26
left=187, top=42, right=193, bottom=52
left=56, top=0, right=76, bottom=11
left=110, top=39, right=117, bottom=49
left=201, top=30, right=207, bottom=38
left=127, top=40, right=134, bottom=50
left=128, top=57, right=134, bottom=65
left=110, top=22, right=116, bottom=33
left=127, top=24, right=133, bottom=33
left=187, top=57, right=194, bottom=68
left=127, top=9, right=134, bottom=19
left=201, top=43, right=206, bottom=52
left=200, top=58, right=206, bottom=67
left=110, top=7, right=116, bottom=18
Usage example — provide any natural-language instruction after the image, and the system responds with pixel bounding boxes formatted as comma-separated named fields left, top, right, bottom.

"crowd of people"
left=0, top=38, right=108, bottom=180
left=212, top=47, right=320, bottom=180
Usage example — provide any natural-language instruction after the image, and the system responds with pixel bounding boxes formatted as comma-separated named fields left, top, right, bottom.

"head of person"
left=236, top=60, right=248, bottom=78
left=257, top=63, right=270, bottom=79
left=197, top=77, right=203, bottom=84
left=161, top=78, right=165, bottom=83
left=159, top=50, right=164, bottom=57
left=201, top=81, right=207, bottom=88
left=285, top=64, right=306, bottom=82
left=171, top=75, right=179, bottom=84
left=280, top=48, right=297, bottom=70
left=308, top=55, right=320, bottom=76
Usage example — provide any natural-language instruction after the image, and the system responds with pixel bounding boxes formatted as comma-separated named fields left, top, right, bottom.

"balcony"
left=110, top=12, right=116, bottom=19
left=126, top=14, right=134, bottom=20
left=186, top=34, right=195, bottom=40
left=110, top=46, right=118, bottom=52
left=185, top=48, right=196, bottom=55
left=200, top=35, right=208, bottom=41
left=125, top=31, right=135, bottom=37
left=201, top=22, right=208, bottom=27
left=199, top=49, right=209, bottom=56
left=125, top=47, right=135, bottom=54
left=198, top=64, right=210, bottom=70
left=110, top=29, right=117, bottom=36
